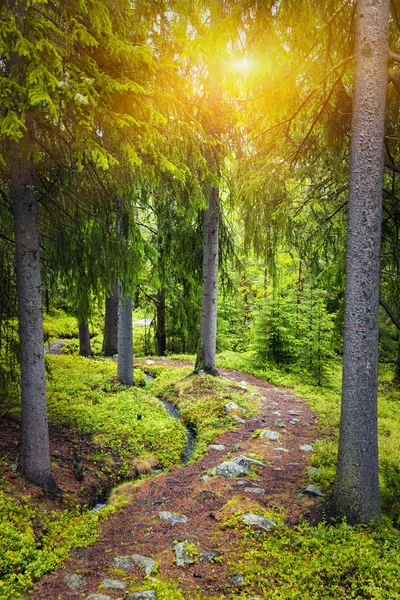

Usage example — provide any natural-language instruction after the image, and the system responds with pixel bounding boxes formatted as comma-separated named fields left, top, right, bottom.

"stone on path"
left=231, top=574, right=245, bottom=584
left=231, top=415, right=246, bottom=424
left=131, top=554, right=157, bottom=576
left=308, top=467, right=322, bottom=475
left=158, top=511, right=188, bottom=525
left=87, top=595, right=112, bottom=600
left=126, top=592, right=157, bottom=600
left=174, top=541, right=195, bottom=566
left=211, top=459, right=251, bottom=478
left=209, top=444, right=225, bottom=451
left=234, top=455, right=264, bottom=467
left=225, top=402, right=247, bottom=413
left=275, top=447, right=289, bottom=453
left=272, top=411, right=281, bottom=416
left=241, top=513, right=276, bottom=531
left=259, top=429, right=280, bottom=440
left=299, top=444, right=313, bottom=452
left=200, top=475, right=211, bottom=482
left=63, top=573, right=86, bottom=592
left=113, top=555, right=134, bottom=569
left=102, top=579, right=127, bottom=590
left=289, top=409, right=300, bottom=415
left=297, top=484, right=327, bottom=498
left=244, top=487, right=265, bottom=494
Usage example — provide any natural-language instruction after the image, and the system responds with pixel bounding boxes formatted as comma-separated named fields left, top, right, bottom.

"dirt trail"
left=32, top=361, right=322, bottom=599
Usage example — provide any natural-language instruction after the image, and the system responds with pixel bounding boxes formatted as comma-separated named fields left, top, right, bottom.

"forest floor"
left=26, top=359, right=324, bottom=600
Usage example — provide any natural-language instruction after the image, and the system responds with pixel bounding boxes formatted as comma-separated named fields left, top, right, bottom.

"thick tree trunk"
left=332, top=0, right=390, bottom=524
left=156, top=288, right=167, bottom=356
left=79, top=321, right=93, bottom=356
left=11, top=133, right=58, bottom=495
left=195, top=187, right=219, bottom=375
left=103, top=287, right=118, bottom=355
left=118, top=290, right=134, bottom=385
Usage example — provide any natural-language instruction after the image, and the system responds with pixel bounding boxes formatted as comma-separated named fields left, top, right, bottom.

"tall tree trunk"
left=103, top=287, right=118, bottom=356
left=195, top=187, right=219, bottom=375
left=11, top=131, right=58, bottom=495
left=156, top=287, right=167, bottom=356
left=79, top=321, right=93, bottom=356
left=332, top=0, right=390, bottom=524
left=118, top=290, right=134, bottom=385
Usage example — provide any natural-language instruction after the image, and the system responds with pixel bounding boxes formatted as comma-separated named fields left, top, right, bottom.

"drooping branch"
left=388, top=50, right=400, bottom=64
left=380, top=297, right=400, bottom=330
left=389, top=74, right=400, bottom=96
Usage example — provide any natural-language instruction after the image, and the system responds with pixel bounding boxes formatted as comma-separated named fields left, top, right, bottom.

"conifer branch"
left=380, top=298, right=400, bottom=330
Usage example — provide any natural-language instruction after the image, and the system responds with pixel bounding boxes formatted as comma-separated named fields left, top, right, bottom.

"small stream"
left=145, top=373, right=196, bottom=465
left=91, top=372, right=195, bottom=512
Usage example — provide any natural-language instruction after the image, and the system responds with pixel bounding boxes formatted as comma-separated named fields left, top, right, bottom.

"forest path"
left=32, top=360, right=322, bottom=600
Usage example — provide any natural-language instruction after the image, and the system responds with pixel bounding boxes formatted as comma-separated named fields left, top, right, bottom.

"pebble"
left=113, top=555, right=133, bottom=569
left=211, top=459, right=251, bottom=478
left=131, top=554, right=157, bottom=575
left=209, top=444, right=226, bottom=451
left=200, top=475, right=211, bottom=482
left=244, top=487, right=265, bottom=494
left=259, top=429, right=280, bottom=440
left=275, top=447, right=289, bottom=453
left=87, top=595, right=112, bottom=600
left=289, top=409, right=300, bottom=415
left=225, top=402, right=247, bottom=413
left=158, top=511, right=188, bottom=525
left=297, top=485, right=327, bottom=498
left=299, top=444, right=313, bottom=452
left=241, top=513, right=276, bottom=531
left=272, top=411, right=281, bottom=416
left=231, top=574, right=245, bottom=584
left=63, top=573, right=86, bottom=591
left=102, top=579, right=127, bottom=590
left=126, top=592, right=157, bottom=600
left=174, top=541, right=195, bottom=566
left=231, top=415, right=247, bottom=424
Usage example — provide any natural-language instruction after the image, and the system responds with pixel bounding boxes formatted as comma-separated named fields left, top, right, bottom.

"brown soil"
left=26, top=359, right=324, bottom=600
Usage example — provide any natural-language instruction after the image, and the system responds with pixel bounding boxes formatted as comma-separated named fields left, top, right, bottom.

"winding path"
left=32, top=360, right=321, bottom=600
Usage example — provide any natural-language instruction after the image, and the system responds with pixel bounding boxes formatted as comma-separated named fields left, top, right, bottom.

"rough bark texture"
left=118, top=290, right=134, bottom=385
left=195, top=187, right=219, bottom=375
left=332, top=0, right=390, bottom=524
left=156, top=288, right=167, bottom=356
left=11, top=134, right=58, bottom=495
left=102, top=288, right=118, bottom=356
left=78, top=321, right=93, bottom=356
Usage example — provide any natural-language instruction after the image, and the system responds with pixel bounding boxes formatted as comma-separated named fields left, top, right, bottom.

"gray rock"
left=174, top=541, right=195, bottom=566
left=259, top=429, right=280, bottom=440
left=102, top=579, right=127, bottom=590
left=87, top=595, right=112, bottom=600
left=232, top=443, right=241, bottom=452
left=231, top=574, right=245, bottom=584
left=299, top=444, right=313, bottom=452
left=131, top=554, right=157, bottom=575
left=298, top=485, right=327, bottom=498
left=244, top=487, right=265, bottom=494
left=200, top=475, right=211, bottom=482
left=126, top=592, right=157, bottom=600
left=145, top=359, right=155, bottom=364
left=275, top=421, right=286, bottom=428
left=289, top=419, right=299, bottom=425
left=273, top=467, right=282, bottom=471
left=158, top=511, right=188, bottom=525
left=286, top=462, right=300, bottom=466
left=289, top=409, right=300, bottom=415
left=63, top=573, right=86, bottom=591
left=241, top=513, right=276, bottom=531
left=275, top=447, right=289, bottom=453
left=211, top=460, right=251, bottom=478
left=209, top=444, right=225, bottom=451
left=239, top=380, right=248, bottom=389
left=234, top=455, right=264, bottom=467
left=225, top=402, right=246, bottom=413
left=236, top=480, right=248, bottom=485
left=113, top=555, right=134, bottom=569
left=200, top=551, right=219, bottom=563
left=272, top=411, right=281, bottom=416
left=231, top=415, right=246, bottom=424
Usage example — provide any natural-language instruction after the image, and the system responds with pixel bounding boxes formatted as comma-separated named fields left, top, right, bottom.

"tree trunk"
left=195, top=187, right=219, bottom=375
left=394, top=342, right=400, bottom=384
left=79, top=321, right=93, bottom=356
left=332, top=0, right=390, bottom=524
left=156, top=287, right=167, bottom=356
left=11, top=132, right=59, bottom=495
left=118, top=290, right=134, bottom=385
left=103, top=287, right=118, bottom=355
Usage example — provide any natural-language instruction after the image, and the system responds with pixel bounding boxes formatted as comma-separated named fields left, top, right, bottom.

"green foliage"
left=160, top=372, right=260, bottom=460
left=0, top=486, right=105, bottom=600
left=229, top=517, right=400, bottom=599
left=46, top=356, right=186, bottom=469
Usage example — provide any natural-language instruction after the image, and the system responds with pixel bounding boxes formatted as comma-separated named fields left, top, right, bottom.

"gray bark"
left=195, top=187, right=219, bottom=375
left=118, top=289, right=134, bottom=385
left=103, top=287, right=118, bottom=355
left=79, top=321, right=93, bottom=356
left=11, top=130, right=58, bottom=495
left=332, top=0, right=390, bottom=524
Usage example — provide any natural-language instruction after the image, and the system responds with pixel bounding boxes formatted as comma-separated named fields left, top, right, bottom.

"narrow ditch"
left=91, top=372, right=196, bottom=512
